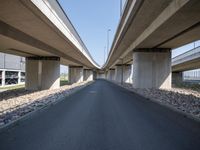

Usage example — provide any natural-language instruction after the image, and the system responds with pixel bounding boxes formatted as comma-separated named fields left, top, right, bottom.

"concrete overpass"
left=103, top=0, right=200, bottom=89
left=0, top=0, right=100, bottom=90
left=172, top=46, right=200, bottom=84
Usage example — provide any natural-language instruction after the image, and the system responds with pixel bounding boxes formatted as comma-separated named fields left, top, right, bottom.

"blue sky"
left=59, top=0, right=199, bottom=73
left=59, top=0, right=125, bottom=67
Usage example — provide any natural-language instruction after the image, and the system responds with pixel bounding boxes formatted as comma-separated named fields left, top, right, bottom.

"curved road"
left=0, top=80, right=200, bottom=150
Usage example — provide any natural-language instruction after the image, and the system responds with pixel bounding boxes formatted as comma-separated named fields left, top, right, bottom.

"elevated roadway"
left=0, top=0, right=99, bottom=90
left=172, top=46, right=200, bottom=72
left=103, top=0, right=200, bottom=88
left=172, top=46, right=200, bottom=83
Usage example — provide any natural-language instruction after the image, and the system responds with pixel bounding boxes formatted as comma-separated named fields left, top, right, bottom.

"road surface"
left=0, top=79, right=200, bottom=150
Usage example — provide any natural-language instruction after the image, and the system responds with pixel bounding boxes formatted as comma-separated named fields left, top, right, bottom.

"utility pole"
left=120, top=0, right=123, bottom=17
left=121, top=59, right=123, bottom=85
left=104, top=46, right=106, bottom=63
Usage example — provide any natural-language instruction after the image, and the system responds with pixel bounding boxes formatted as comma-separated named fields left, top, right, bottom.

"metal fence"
left=183, top=69, right=200, bottom=81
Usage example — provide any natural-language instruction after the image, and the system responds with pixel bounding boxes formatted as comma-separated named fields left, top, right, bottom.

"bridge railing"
left=172, top=46, right=200, bottom=65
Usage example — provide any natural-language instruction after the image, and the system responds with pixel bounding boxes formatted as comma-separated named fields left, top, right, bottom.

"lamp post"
left=107, top=29, right=111, bottom=58
left=104, top=46, right=106, bottom=63
left=120, top=0, right=123, bottom=17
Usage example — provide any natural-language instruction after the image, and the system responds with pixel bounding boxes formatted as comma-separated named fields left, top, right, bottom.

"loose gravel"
left=115, top=82, right=200, bottom=119
left=0, top=81, right=92, bottom=127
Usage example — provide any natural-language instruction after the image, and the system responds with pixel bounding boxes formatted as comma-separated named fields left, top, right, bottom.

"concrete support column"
left=123, top=65, right=132, bottom=83
left=106, top=71, right=110, bottom=80
left=93, top=70, right=97, bottom=80
left=25, top=57, right=60, bottom=90
left=97, top=73, right=105, bottom=79
left=132, top=49, right=171, bottom=89
left=107, top=69, right=115, bottom=81
left=68, top=66, right=83, bottom=84
left=172, top=72, right=183, bottom=85
left=2, top=70, right=5, bottom=86
left=105, top=71, right=109, bottom=80
left=115, top=65, right=123, bottom=83
left=83, top=69, right=93, bottom=81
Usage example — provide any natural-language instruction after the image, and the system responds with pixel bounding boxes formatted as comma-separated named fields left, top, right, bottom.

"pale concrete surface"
left=107, top=69, right=115, bottom=81
left=123, top=65, right=132, bottom=83
left=96, top=72, right=105, bottom=79
left=0, top=80, right=199, bottom=150
left=25, top=57, right=60, bottom=90
left=103, top=0, right=200, bottom=72
left=132, top=50, right=171, bottom=89
left=69, top=66, right=83, bottom=84
left=113, top=65, right=132, bottom=83
left=83, top=69, right=93, bottom=81
left=25, top=58, right=40, bottom=90
left=115, top=65, right=123, bottom=83
left=41, top=59, right=60, bottom=90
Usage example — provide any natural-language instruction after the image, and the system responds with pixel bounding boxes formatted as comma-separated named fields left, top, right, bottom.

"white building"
left=0, top=53, right=25, bottom=87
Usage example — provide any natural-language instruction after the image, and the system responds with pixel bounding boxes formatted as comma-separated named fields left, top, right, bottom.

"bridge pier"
left=105, top=71, right=108, bottom=79
left=107, top=69, right=115, bottom=81
left=97, top=73, right=104, bottom=79
left=68, top=66, right=83, bottom=84
left=132, top=49, right=171, bottom=89
left=114, top=65, right=132, bottom=84
left=123, top=65, right=132, bottom=83
left=83, top=69, right=93, bottom=81
left=172, top=72, right=183, bottom=85
left=115, top=65, right=123, bottom=83
left=115, top=64, right=132, bottom=83
left=25, top=57, right=60, bottom=90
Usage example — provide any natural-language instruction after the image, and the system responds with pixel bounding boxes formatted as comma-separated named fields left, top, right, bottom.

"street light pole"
left=107, top=29, right=111, bottom=58
left=104, top=46, right=106, bottom=63
left=120, top=0, right=123, bottom=17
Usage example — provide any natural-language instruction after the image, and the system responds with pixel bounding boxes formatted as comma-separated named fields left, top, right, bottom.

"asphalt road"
left=0, top=79, right=200, bottom=150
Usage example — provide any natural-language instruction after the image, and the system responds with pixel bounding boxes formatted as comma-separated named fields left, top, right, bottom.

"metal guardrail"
left=172, top=46, right=200, bottom=65
left=184, top=76, right=200, bottom=80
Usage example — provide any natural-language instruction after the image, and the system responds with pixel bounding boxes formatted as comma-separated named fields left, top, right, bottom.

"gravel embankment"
left=116, top=82, right=200, bottom=119
left=0, top=81, right=92, bottom=127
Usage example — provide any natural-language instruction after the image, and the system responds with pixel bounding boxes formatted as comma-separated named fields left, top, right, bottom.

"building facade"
left=0, top=53, right=25, bottom=87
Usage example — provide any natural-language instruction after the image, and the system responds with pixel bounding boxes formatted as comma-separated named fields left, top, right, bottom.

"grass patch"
left=0, top=79, right=69, bottom=91
left=0, top=84, right=25, bottom=91
left=60, top=80, right=68, bottom=86
left=173, top=82, right=200, bottom=92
